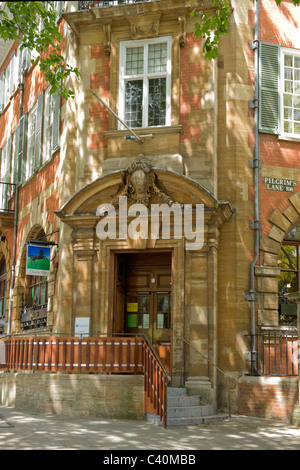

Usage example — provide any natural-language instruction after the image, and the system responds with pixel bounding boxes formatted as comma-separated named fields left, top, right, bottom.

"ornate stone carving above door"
left=112, top=158, right=175, bottom=208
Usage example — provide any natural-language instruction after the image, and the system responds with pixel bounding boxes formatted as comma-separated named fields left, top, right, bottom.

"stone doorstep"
left=166, top=414, right=229, bottom=426
left=146, top=387, right=229, bottom=426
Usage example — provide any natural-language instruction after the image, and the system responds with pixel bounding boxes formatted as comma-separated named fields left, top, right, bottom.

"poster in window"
left=127, top=314, right=138, bottom=328
left=26, top=244, right=51, bottom=276
left=127, top=302, right=138, bottom=312
left=157, top=313, right=165, bottom=329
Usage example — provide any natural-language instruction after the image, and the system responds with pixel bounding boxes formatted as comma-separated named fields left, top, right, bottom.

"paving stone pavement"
left=0, top=405, right=300, bottom=453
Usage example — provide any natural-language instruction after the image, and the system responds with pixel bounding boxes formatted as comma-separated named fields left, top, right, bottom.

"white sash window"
left=119, top=37, right=171, bottom=129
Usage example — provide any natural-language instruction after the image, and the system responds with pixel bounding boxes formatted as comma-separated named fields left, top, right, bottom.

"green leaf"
left=0, top=1, right=81, bottom=100
left=191, top=0, right=231, bottom=60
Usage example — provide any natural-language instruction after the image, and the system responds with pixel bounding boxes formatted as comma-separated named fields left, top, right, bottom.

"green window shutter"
left=9, top=52, right=15, bottom=96
left=12, top=125, right=19, bottom=193
left=0, top=136, right=12, bottom=210
left=3, top=136, right=12, bottom=209
left=51, top=92, right=61, bottom=154
left=259, top=42, right=280, bottom=134
left=0, top=72, right=4, bottom=112
left=34, top=92, right=44, bottom=171
left=17, top=114, right=27, bottom=185
left=18, top=47, right=30, bottom=83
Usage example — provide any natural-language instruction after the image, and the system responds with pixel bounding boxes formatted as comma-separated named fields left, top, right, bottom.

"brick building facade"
left=0, top=0, right=299, bottom=424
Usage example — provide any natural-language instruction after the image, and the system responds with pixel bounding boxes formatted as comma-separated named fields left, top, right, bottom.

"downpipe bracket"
left=244, top=290, right=258, bottom=302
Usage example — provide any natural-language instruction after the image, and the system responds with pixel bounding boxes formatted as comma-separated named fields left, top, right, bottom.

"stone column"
left=72, top=228, right=97, bottom=335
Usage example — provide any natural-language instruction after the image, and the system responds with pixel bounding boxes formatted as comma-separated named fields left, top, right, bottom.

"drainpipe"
left=7, top=185, right=18, bottom=337
left=247, top=0, right=262, bottom=375
left=7, top=80, right=24, bottom=336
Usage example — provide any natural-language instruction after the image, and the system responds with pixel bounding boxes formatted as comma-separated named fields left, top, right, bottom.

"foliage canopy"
left=1, top=1, right=300, bottom=95
left=0, top=1, right=80, bottom=99
left=192, top=0, right=300, bottom=60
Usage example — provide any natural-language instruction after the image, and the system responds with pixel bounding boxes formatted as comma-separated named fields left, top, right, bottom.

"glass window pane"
left=148, top=78, right=166, bottom=126
left=284, top=120, right=292, bottom=133
left=295, top=56, right=300, bottom=68
left=278, top=270, right=298, bottom=294
left=157, top=295, right=169, bottom=312
left=287, top=225, right=300, bottom=239
left=148, top=43, right=168, bottom=73
left=284, top=54, right=293, bottom=67
left=139, top=296, right=149, bottom=313
left=294, top=81, right=300, bottom=94
left=284, top=107, right=293, bottom=120
left=285, top=80, right=293, bottom=93
left=279, top=246, right=297, bottom=270
left=41, top=283, right=46, bottom=304
left=295, top=69, right=300, bottom=81
left=284, top=67, right=293, bottom=80
left=294, top=108, right=300, bottom=121
left=126, top=47, right=144, bottom=75
left=294, top=123, right=300, bottom=134
left=284, top=95, right=292, bottom=107
left=125, top=80, right=143, bottom=127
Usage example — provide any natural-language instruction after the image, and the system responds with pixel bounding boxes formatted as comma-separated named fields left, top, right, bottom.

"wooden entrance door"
left=114, top=252, right=172, bottom=374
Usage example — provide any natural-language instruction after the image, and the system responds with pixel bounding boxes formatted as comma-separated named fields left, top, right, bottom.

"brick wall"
left=258, top=1, right=300, bottom=234
left=238, top=376, right=299, bottom=422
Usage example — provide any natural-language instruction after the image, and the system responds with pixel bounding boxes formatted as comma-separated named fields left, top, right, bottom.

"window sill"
left=278, top=134, right=300, bottom=143
left=104, top=124, right=184, bottom=140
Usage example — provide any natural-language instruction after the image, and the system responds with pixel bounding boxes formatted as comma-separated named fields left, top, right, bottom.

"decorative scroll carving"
left=178, top=15, right=186, bottom=47
left=128, top=14, right=161, bottom=40
left=112, top=158, right=175, bottom=208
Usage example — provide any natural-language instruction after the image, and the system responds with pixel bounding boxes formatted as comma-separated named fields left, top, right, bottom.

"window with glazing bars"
left=119, top=37, right=171, bottom=128
left=282, top=52, right=300, bottom=136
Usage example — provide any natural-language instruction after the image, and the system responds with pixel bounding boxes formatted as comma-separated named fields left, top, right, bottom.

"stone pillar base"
left=185, top=376, right=213, bottom=405
left=292, top=405, right=300, bottom=427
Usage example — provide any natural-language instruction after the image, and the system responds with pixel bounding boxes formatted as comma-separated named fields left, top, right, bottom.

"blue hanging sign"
left=26, top=244, right=51, bottom=276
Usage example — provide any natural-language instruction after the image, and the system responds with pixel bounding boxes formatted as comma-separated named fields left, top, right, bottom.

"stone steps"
left=146, top=387, right=228, bottom=426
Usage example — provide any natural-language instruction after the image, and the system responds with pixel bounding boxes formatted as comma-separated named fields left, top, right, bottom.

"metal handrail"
left=181, top=338, right=237, bottom=418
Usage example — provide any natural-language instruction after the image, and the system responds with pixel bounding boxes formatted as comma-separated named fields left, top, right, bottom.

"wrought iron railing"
left=246, top=331, right=299, bottom=377
left=78, top=0, right=156, bottom=10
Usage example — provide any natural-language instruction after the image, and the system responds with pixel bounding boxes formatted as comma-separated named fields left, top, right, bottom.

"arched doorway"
left=114, top=251, right=172, bottom=373
left=55, top=159, right=234, bottom=387
left=20, top=227, right=49, bottom=331
left=278, top=222, right=300, bottom=325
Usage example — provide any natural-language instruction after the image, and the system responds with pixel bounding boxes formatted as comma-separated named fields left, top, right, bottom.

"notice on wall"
left=75, top=317, right=90, bottom=337
left=26, top=244, right=51, bottom=276
left=263, top=177, right=297, bottom=192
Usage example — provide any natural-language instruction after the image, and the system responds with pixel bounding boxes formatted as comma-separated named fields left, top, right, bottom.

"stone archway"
left=13, top=223, right=57, bottom=333
left=54, top=159, right=234, bottom=392
left=258, top=192, right=300, bottom=326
